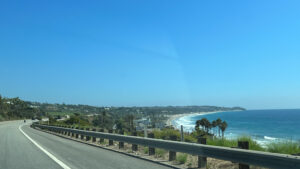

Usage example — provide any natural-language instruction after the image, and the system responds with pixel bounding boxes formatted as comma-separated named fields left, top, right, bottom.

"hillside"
left=28, top=101, right=245, bottom=116
left=0, top=94, right=245, bottom=122
left=0, top=96, right=43, bottom=121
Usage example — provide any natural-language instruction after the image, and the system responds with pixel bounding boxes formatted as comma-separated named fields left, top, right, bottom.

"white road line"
left=19, top=125, right=71, bottom=169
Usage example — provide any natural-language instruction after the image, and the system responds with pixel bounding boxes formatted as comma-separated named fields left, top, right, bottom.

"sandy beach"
left=165, top=111, right=223, bottom=126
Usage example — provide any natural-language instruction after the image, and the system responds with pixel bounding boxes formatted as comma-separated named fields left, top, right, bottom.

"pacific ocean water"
left=172, top=109, right=300, bottom=145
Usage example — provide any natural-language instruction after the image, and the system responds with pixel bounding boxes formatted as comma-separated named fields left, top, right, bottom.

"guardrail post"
left=92, top=128, right=96, bottom=142
left=119, top=130, right=124, bottom=149
left=238, top=141, right=250, bottom=169
left=169, top=135, right=177, bottom=161
left=86, top=128, right=90, bottom=141
left=66, top=126, right=69, bottom=135
left=55, top=125, right=58, bottom=133
left=58, top=125, right=61, bottom=134
left=99, top=129, right=104, bottom=143
left=58, top=125, right=62, bottom=134
left=75, top=127, right=79, bottom=138
left=52, top=126, right=57, bottom=133
left=71, top=127, right=74, bottom=137
left=64, top=126, right=67, bottom=135
left=108, top=129, right=114, bottom=146
left=67, top=126, right=71, bottom=136
left=47, top=124, right=51, bottom=131
left=198, top=137, right=207, bottom=168
left=80, top=127, right=84, bottom=140
left=62, top=126, right=65, bottom=135
left=132, top=131, right=138, bottom=151
left=148, top=133, right=155, bottom=155
left=180, top=125, right=184, bottom=141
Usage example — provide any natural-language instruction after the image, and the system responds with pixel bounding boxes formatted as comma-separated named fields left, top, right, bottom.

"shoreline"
left=165, top=110, right=299, bottom=147
left=165, top=111, right=223, bottom=127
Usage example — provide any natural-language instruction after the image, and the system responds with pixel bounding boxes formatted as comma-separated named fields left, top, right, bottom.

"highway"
left=0, top=120, right=171, bottom=169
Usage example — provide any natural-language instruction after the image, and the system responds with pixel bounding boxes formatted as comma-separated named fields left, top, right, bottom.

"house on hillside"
left=134, top=117, right=151, bottom=131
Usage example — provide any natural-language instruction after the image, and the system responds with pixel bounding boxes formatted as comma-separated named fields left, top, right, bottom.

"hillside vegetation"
left=29, top=101, right=245, bottom=116
left=0, top=95, right=43, bottom=121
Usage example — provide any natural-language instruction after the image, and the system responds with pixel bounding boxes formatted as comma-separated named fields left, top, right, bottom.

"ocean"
left=172, top=109, right=300, bottom=145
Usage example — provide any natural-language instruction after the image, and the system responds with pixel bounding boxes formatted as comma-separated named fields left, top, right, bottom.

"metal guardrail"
left=33, top=124, right=300, bottom=169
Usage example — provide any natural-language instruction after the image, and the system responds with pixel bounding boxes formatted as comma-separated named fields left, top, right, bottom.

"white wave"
left=264, top=136, right=277, bottom=140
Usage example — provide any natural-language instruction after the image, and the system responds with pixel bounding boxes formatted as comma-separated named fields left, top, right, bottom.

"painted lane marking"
left=19, top=125, right=71, bottom=169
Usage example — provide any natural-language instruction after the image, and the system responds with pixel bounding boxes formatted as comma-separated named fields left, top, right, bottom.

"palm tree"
left=220, top=121, right=228, bottom=138
left=196, top=118, right=210, bottom=134
left=212, top=120, right=217, bottom=136
left=195, top=118, right=206, bottom=131
left=216, top=118, right=222, bottom=137
left=195, top=120, right=201, bottom=131
left=204, top=119, right=211, bottom=134
left=199, top=118, right=206, bottom=130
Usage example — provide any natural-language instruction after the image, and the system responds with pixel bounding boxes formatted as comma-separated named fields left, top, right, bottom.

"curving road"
left=0, top=120, right=171, bottom=169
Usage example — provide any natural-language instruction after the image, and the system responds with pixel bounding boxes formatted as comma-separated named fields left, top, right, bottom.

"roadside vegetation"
left=0, top=95, right=44, bottom=121
left=266, top=141, right=300, bottom=154
left=32, top=108, right=299, bottom=169
left=44, top=112, right=300, bottom=157
left=176, top=153, right=188, bottom=164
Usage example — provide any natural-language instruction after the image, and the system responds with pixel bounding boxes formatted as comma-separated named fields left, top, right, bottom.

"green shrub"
left=184, top=134, right=197, bottom=143
left=176, top=153, right=188, bottom=164
left=207, top=137, right=237, bottom=147
left=266, top=141, right=300, bottom=154
left=155, top=148, right=166, bottom=158
left=237, top=136, right=265, bottom=151
left=207, top=136, right=265, bottom=151
left=153, top=128, right=181, bottom=140
left=144, top=147, right=149, bottom=154
left=100, top=140, right=108, bottom=145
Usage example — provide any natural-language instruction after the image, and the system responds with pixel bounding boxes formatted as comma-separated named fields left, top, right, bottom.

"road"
left=0, top=120, right=171, bottom=169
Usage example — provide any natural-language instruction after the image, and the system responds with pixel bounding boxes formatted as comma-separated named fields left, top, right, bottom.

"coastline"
left=165, top=111, right=223, bottom=127
left=165, top=109, right=300, bottom=147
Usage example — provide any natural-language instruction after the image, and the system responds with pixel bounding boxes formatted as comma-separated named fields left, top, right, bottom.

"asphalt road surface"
left=0, top=120, right=171, bottom=169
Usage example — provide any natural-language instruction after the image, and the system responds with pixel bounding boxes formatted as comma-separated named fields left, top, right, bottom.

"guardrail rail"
left=32, top=123, right=300, bottom=169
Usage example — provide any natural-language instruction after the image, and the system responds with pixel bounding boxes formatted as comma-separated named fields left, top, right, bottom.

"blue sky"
left=1, top=0, right=300, bottom=109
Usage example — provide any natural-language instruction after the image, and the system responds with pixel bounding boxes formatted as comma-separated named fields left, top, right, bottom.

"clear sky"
left=1, top=0, right=300, bottom=109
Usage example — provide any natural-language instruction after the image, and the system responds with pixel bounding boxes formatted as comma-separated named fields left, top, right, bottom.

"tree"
left=124, top=114, right=135, bottom=131
left=65, top=115, right=79, bottom=125
left=0, top=95, right=41, bottom=121
left=216, top=118, right=222, bottom=137
left=212, top=120, right=217, bottom=136
left=195, top=118, right=211, bottom=134
left=101, top=111, right=106, bottom=124
left=92, top=111, right=113, bottom=129
left=195, top=120, right=201, bottom=131
left=195, top=119, right=205, bottom=131
left=220, top=121, right=228, bottom=138
left=115, top=119, right=125, bottom=132
left=201, top=118, right=211, bottom=133
left=49, top=115, right=57, bottom=124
